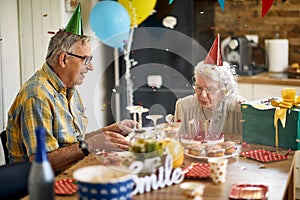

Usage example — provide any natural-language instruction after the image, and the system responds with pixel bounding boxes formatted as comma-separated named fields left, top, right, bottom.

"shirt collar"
left=42, top=63, right=66, bottom=93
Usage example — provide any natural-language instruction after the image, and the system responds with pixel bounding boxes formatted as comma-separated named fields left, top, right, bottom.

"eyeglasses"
left=193, top=84, right=218, bottom=94
left=66, top=52, right=93, bottom=65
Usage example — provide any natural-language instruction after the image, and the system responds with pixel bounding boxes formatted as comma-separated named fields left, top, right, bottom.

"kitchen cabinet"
left=239, top=82, right=300, bottom=101
left=238, top=72, right=300, bottom=101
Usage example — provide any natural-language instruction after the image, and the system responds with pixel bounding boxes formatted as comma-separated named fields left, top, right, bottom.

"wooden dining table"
left=48, top=137, right=295, bottom=200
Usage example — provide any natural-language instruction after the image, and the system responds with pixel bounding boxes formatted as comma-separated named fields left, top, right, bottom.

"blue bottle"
left=28, top=127, right=54, bottom=200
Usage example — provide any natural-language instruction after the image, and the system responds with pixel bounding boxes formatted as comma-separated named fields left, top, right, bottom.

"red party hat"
left=203, top=34, right=223, bottom=66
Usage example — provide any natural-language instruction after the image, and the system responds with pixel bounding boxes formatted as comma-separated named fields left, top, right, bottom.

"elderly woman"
left=174, top=35, right=244, bottom=141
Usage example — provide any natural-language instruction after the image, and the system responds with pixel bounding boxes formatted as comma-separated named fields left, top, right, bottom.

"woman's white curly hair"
left=194, top=61, right=239, bottom=106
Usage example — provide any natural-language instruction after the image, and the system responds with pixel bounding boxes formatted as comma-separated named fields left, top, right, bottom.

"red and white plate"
left=54, top=179, right=78, bottom=195
left=239, top=149, right=289, bottom=163
left=182, top=163, right=210, bottom=179
left=229, top=184, right=269, bottom=199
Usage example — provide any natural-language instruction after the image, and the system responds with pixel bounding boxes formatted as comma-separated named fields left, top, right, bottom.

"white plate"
left=184, top=149, right=237, bottom=160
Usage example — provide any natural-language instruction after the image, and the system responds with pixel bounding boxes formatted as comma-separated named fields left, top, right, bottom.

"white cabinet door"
left=238, top=83, right=253, bottom=101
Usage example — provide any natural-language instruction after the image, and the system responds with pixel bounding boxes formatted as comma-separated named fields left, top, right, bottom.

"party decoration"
left=262, top=0, right=275, bottom=18
left=130, top=154, right=184, bottom=194
left=118, top=0, right=157, bottom=27
left=65, top=2, right=83, bottom=35
left=271, top=88, right=300, bottom=147
left=162, top=16, right=177, bottom=29
left=215, top=0, right=274, bottom=15
left=169, top=0, right=174, bottom=4
left=204, top=34, right=223, bottom=66
left=90, top=1, right=130, bottom=48
left=218, top=0, right=225, bottom=11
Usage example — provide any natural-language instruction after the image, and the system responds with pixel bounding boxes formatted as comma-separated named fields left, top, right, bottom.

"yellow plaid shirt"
left=6, top=63, right=88, bottom=163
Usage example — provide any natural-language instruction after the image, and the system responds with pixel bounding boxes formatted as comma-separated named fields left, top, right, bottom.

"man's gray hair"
left=46, top=29, right=90, bottom=66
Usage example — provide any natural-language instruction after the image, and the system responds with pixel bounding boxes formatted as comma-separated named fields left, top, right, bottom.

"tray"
left=54, top=179, right=78, bottom=195
left=229, top=184, right=269, bottom=199
left=287, top=68, right=300, bottom=79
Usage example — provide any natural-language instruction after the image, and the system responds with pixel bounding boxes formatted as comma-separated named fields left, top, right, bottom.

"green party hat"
left=65, top=2, right=83, bottom=35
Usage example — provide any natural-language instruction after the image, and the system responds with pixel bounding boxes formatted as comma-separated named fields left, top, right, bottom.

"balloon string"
left=123, top=27, right=135, bottom=107
left=123, top=1, right=137, bottom=107
left=129, top=1, right=138, bottom=28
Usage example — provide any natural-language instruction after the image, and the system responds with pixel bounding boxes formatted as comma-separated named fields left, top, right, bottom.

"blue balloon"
left=90, top=1, right=130, bottom=48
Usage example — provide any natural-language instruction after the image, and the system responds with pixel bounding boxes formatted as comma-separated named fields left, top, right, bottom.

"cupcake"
left=217, top=141, right=235, bottom=155
left=187, top=143, right=206, bottom=156
left=205, top=144, right=225, bottom=157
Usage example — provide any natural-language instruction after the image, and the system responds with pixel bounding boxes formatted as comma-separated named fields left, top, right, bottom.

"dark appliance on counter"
left=223, top=36, right=268, bottom=76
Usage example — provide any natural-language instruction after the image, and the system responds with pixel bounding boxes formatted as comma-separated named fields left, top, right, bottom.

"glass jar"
left=162, top=122, right=184, bottom=168
left=129, top=129, right=165, bottom=173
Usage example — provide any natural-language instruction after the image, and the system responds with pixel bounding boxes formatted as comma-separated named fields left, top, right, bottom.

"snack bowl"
left=73, top=165, right=134, bottom=200
left=180, top=182, right=205, bottom=199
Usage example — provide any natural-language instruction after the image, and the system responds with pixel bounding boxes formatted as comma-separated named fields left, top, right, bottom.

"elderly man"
left=5, top=4, right=134, bottom=173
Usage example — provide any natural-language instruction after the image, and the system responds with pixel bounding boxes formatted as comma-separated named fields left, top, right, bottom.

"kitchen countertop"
left=238, top=72, right=300, bottom=86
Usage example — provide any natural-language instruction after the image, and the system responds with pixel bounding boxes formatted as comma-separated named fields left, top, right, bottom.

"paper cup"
left=281, top=88, right=296, bottom=103
left=208, top=157, right=228, bottom=184
left=73, top=165, right=134, bottom=200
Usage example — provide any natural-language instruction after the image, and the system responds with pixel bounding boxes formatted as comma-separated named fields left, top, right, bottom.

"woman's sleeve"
left=174, top=99, right=182, bottom=122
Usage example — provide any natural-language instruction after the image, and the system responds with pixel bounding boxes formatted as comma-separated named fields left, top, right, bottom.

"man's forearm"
left=29, top=143, right=85, bottom=172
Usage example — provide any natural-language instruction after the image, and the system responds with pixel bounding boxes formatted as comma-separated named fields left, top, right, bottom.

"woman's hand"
left=102, top=119, right=138, bottom=136
left=85, top=131, right=130, bottom=152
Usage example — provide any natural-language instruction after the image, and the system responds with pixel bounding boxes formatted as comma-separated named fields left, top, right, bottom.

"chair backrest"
left=0, top=162, right=31, bottom=200
left=0, top=130, right=9, bottom=164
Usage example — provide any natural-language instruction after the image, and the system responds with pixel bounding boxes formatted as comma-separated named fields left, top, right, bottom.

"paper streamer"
left=215, top=0, right=274, bottom=16
left=123, top=28, right=135, bottom=107
left=218, top=0, right=225, bottom=11
left=262, top=0, right=274, bottom=18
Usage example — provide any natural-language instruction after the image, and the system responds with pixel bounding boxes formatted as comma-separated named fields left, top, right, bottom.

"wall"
left=0, top=0, right=21, bottom=131
left=1, top=0, right=113, bottom=133
left=199, top=0, right=300, bottom=64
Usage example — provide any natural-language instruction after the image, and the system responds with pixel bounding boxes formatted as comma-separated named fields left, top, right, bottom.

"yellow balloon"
left=118, top=0, right=157, bottom=27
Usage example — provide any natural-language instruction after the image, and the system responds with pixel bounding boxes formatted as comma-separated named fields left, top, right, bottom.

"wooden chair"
left=0, top=130, right=9, bottom=164
left=0, top=131, right=32, bottom=199
left=0, top=161, right=31, bottom=200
